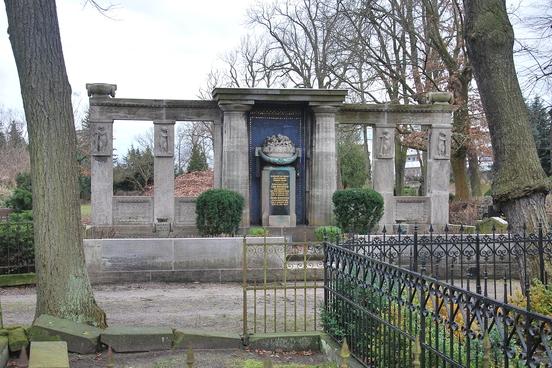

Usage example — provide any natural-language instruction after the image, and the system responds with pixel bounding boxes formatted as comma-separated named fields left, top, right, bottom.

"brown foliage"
left=144, top=170, right=213, bottom=198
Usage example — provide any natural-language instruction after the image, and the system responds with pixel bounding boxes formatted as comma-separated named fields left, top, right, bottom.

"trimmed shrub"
left=5, top=187, right=32, bottom=212
left=196, top=189, right=244, bottom=236
left=314, top=226, right=342, bottom=243
left=332, top=188, right=384, bottom=234
left=248, top=227, right=269, bottom=237
left=0, top=219, right=34, bottom=274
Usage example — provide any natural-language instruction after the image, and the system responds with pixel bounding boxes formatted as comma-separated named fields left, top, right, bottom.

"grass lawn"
left=80, top=203, right=91, bottom=223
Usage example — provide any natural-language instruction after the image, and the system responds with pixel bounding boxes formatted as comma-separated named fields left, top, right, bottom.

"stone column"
left=90, top=120, right=114, bottom=226
left=310, top=105, right=338, bottom=226
left=213, top=119, right=223, bottom=188
left=427, top=117, right=452, bottom=226
left=219, top=103, right=252, bottom=226
left=372, top=124, right=396, bottom=228
left=153, top=120, right=175, bottom=222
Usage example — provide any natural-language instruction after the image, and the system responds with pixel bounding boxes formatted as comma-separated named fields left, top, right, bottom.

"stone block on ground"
left=478, top=216, right=508, bottom=234
left=172, top=330, right=242, bottom=349
left=0, top=336, right=8, bottom=368
left=8, top=326, right=28, bottom=352
left=100, top=326, right=173, bottom=352
left=248, top=332, right=321, bottom=351
left=29, top=341, right=69, bottom=368
left=28, top=314, right=101, bottom=354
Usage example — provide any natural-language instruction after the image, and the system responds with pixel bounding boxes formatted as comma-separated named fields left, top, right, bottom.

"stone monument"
left=258, top=134, right=299, bottom=227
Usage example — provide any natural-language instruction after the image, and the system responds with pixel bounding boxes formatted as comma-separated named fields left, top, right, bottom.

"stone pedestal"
left=219, top=103, right=252, bottom=226
left=154, top=120, right=175, bottom=223
left=372, top=124, right=395, bottom=227
left=90, top=120, right=113, bottom=225
left=262, top=166, right=296, bottom=227
left=427, top=123, right=452, bottom=225
left=310, top=105, right=338, bottom=225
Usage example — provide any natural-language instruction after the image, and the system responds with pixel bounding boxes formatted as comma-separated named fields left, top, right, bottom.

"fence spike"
left=17, top=345, right=29, bottom=368
left=106, top=346, right=114, bottom=368
left=186, top=346, right=195, bottom=368
left=412, top=336, right=421, bottom=368
left=340, top=338, right=350, bottom=368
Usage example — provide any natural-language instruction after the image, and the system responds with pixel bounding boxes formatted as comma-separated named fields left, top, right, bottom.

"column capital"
left=86, top=83, right=116, bottom=98
left=218, top=102, right=254, bottom=112
left=310, top=104, right=339, bottom=114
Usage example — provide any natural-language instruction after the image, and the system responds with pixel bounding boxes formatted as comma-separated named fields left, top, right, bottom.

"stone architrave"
left=153, top=120, right=175, bottom=222
left=426, top=122, right=452, bottom=225
left=219, top=103, right=252, bottom=226
left=310, top=105, right=338, bottom=226
left=372, top=125, right=395, bottom=227
left=90, top=120, right=113, bottom=226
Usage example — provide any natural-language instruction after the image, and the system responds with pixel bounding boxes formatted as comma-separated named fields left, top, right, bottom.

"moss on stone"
left=8, top=326, right=28, bottom=352
left=0, top=273, right=36, bottom=287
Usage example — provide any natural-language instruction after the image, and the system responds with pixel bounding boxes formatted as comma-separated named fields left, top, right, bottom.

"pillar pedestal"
left=90, top=120, right=113, bottom=226
left=310, top=105, right=338, bottom=226
left=219, top=103, right=252, bottom=226
left=372, top=124, right=395, bottom=229
left=153, top=120, right=175, bottom=223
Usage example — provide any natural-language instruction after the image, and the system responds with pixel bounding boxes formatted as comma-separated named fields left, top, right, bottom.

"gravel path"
left=2, top=283, right=246, bottom=333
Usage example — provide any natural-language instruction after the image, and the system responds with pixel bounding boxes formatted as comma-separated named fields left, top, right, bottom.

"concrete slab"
left=29, top=341, right=69, bottom=368
left=248, top=332, right=322, bottom=351
left=0, top=337, right=8, bottom=368
left=172, top=330, right=242, bottom=349
left=28, top=314, right=101, bottom=354
left=100, top=326, right=173, bottom=352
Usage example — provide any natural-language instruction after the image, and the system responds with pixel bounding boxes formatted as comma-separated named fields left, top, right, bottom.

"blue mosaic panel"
left=249, top=108, right=306, bottom=225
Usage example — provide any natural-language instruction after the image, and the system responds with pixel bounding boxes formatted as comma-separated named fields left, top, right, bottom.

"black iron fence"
left=0, top=221, right=34, bottom=274
left=336, top=225, right=552, bottom=301
left=323, top=243, right=552, bottom=367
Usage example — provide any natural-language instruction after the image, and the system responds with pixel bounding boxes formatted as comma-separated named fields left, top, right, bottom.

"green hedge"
left=0, top=220, right=34, bottom=274
left=314, top=226, right=342, bottom=243
left=332, top=188, right=384, bottom=234
left=195, top=189, right=244, bottom=236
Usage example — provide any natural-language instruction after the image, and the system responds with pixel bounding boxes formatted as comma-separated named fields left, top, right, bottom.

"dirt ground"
left=2, top=282, right=329, bottom=367
left=2, top=283, right=247, bottom=333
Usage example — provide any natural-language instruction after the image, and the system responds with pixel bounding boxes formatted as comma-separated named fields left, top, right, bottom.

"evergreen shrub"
left=314, top=226, right=342, bottom=243
left=332, top=188, right=384, bottom=234
left=196, top=189, right=244, bottom=236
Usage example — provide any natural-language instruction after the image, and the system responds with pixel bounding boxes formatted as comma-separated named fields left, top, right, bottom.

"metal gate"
left=241, top=235, right=324, bottom=341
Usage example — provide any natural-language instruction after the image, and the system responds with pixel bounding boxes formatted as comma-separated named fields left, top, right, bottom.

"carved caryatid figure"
left=94, top=126, right=108, bottom=154
left=437, top=132, right=447, bottom=157
left=160, top=127, right=169, bottom=153
left=378, top=130, right=391, bottom=157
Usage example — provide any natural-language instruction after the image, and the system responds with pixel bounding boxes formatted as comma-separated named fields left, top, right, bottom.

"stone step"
left=29, top=341, right=69, bottom=368
left=28, top=314, right=101, bottom=354
left=100, top=326, right=173, bottom=352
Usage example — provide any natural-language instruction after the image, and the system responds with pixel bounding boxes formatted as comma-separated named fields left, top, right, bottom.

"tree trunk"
left=465, top=0, right=550, bottom=288
left=464, top=0, right=549, bottom=234
left=394, top=137, right=407, bottom=196
left=468, top=150, right=482, bottom=197
left=5, top=0, right=106, bottom=327
left=450, top=84, right=471, bottom=201
left=363, top=125, right=372, bottom=188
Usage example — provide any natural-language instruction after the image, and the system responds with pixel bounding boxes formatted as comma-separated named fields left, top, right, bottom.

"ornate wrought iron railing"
left=337, top=225, right=552, bottom=301
left=324, top=243, right=552, bottom=367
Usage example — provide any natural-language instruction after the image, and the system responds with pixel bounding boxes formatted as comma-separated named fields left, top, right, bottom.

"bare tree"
left=4, top=0, right=106, bottom=326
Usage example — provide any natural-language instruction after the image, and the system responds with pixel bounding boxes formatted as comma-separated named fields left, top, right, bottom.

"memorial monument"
left=86, top=83, right=454, bottom=232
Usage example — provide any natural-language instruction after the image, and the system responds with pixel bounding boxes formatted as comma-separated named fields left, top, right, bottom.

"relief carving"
left=377, top=130, right=392, bottom=158
left=92, top=125, right=110, bottom=156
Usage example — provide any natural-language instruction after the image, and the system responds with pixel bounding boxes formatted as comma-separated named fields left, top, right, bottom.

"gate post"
left=242, top=236, right=249, bottom=344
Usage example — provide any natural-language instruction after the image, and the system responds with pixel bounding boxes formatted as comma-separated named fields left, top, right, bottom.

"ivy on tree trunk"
left=5, top=0, right=106, bottom=327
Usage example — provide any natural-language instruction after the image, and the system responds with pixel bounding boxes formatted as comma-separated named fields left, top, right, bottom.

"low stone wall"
left=83, top=237, right=286, bottom=284
left=112, top=196, right=153, bottom=224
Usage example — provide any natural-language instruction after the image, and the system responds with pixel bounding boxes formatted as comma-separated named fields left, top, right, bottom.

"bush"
left=314, top=226, right=342, bottom=243
left=0, top=220, right=34, bottom=274
left=5, top=187, right=32, bottom=212
left=196, top=189, right=244, bottom=236
left=510, top=279, right=552, bottom=316
left=332, top=188, right=384, bottom=234
left=248, top=227, right=269, bottom=237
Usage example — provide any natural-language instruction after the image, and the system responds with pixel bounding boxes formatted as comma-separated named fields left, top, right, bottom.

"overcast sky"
left=0, top=0, right=255, bottom=153
left=0, top=0, right=548, bottom=154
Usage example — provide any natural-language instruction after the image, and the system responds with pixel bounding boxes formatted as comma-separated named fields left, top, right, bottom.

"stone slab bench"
left=100, top=326, right=173, bottom=352
left=28, top=314, right=101, bottom=354
left=29, top=341, right=69, bottom=368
